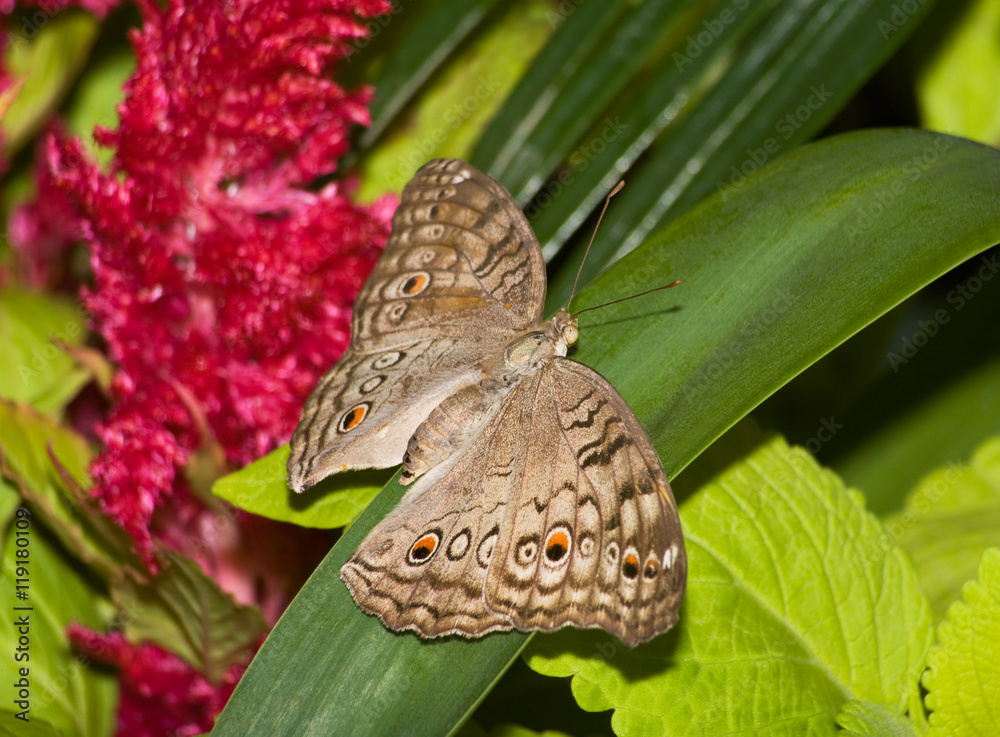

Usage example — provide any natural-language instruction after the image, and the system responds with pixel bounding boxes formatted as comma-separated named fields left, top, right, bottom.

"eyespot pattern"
left=578, top=534, right=595, bottom=558
left=399, top=272, right=430, bottom=297
left=447, top=529, right=471, bottom=560
left=515, top=536, right=539, bottom=566
left=543, top=526, right=572, bottom=566
left=406, top=531, right=441, bottom=566
left=359, top=376, right=385, bottom=394
left=372, top=351, right=403, bottom=370
left=477, top=528, right=499, bottom=568
left=338, top=403, right=370, bottom=433
left=622, top=547, right=640, bottom=580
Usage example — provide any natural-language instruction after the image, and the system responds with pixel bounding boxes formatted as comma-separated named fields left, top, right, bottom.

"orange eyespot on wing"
left=401, top=272, right=430, bottom=296
left=338, top=403, right=371, bottom=433
left=622, top=550, right=640, bottom=580
left=407, top=531, right=441, bottom=565
left=544, top=527, right=571, bottom=564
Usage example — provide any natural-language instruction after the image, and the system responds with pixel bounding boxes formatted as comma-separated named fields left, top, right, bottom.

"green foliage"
left=924, top=547, right=1000, bottom=736
left=836, top=700, right=922, bottom=737
left=0, top=508, right=117, bottom=737
left=0, top=290, right=90, bottom=416
left=890, top=437, right=1000, bottom=621
left=527, top=439, right=932, bottom=735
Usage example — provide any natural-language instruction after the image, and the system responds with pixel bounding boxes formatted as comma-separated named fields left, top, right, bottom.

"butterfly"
left=287, top=158, right=686, bottom=647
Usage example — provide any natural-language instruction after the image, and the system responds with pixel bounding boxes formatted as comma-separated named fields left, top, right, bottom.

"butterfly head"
left=552, top=311, right=579, bottom=350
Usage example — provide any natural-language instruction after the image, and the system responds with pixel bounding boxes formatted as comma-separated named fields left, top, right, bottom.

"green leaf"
left=924, top=547, right=1000, bottom=737
left=0, top=399, right=136, bottom=580
left=213, top=129, right=1000, bottom=735
left=889, top=437, right=1000, bottom=622
left=212, top=444, right=391, bottom=529
left=836, top=700, right=922, bottom=737
left=0, top=509, right=117, bottom=737
left=917, top=0, right=1000, bottom=145
left=837, top=358, right=1000, bottom=516
left=357, top=1, right=552, bottom=202
left=111, top=551, right=268, bottom=684
left=0, top=289, right=90, bottom=415
left=525, top=438, right=932, bottom=736
left=1, top=10, right=99, bottom=156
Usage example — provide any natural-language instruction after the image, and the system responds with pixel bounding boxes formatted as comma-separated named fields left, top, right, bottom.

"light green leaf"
left=837, top=358, right=1000, bottom=516
left=356, top=0, right=552, bottom=202
left=889, top=437, right=1000, bottom=621
left=924, top=547, right=1000, bottom=737
left=1, top=10, right=99, bottom=155
left=111, top=551, right=267, bottom=685
left=0, top=511, right=117, bottom=737
left=0, top=289, right=90, bottom=415
left=212, top=444, right=391, bottom=529
left=0, top=399, right=135, bottom=580
left=917, top=0, right=1000, bottom=145
left=526, top=439, right=932, bottom=736
left=836, top=700, right=921, bottom=737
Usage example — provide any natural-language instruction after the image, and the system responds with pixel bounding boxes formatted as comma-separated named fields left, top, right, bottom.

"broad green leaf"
left=212, top=444, right=390, bottom=529
left=837, top=358, right=1000, bottom=515
left=1, top=10, right=99, bottom=155
left=836, top=700, right=922, bottom=737
left=0, top=399, right=135, bottom=580
left=527, top=439, right=932, bottom=736
left=111, top=551, right=268, bottom=685
left=213, top=129, right=999, bottom=735
left=357, top=1, right=552, bottom=202
left=924, top=547, right=1000, bottom=737
left=917, top=0, right=1000, bottom=145
left=0, top=510, right=117, bottom=737
left=889, top=437, right=1000, bottom=621
left=0, top=289, right=90, bottom=415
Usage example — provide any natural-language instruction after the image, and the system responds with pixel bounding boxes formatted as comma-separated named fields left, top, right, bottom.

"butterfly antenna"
left=572, top=280, right=681, bottom=317
left=565, top=180, right=624, bottom=314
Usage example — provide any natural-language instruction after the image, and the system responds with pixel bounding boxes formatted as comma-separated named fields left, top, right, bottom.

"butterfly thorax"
left=398, top=312, right=579, bottom=487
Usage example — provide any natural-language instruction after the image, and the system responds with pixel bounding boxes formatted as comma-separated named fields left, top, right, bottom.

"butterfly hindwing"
left=483, top=360, right=686, bottom=647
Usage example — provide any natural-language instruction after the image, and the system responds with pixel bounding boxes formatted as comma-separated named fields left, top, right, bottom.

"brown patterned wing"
left=350, top=158, right=547, bottom=350
left=339, top=390, right=525, bottom=638
left=288, top=158, right=546, bottom=491
left=483, top=359, right=686, bottom=648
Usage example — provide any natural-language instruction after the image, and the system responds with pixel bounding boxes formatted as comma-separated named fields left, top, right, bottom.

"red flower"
left=68, top=624, right=257, bottom=737
left=47, top=0, right=394, bottom=570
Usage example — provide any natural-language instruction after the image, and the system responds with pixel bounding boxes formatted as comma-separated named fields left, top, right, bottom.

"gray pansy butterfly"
left=287, top=158, right=686, bottom=647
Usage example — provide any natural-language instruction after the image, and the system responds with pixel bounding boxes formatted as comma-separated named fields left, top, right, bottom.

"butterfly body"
left=288, top=159, right=686, bottom=647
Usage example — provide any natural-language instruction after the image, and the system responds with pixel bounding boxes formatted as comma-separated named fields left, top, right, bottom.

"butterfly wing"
left=483, top=359, right=686, bottom=647
left=288, top=159, right=547, bottom=491
left=341, top=360, right=686, bottom=647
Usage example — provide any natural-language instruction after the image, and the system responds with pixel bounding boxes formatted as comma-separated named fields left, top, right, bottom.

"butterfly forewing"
left=287, top=159, right=547, bottom=490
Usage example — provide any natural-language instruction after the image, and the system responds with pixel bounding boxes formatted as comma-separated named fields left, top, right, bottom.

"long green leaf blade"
left=212, top=130, right=1000, bottom=734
